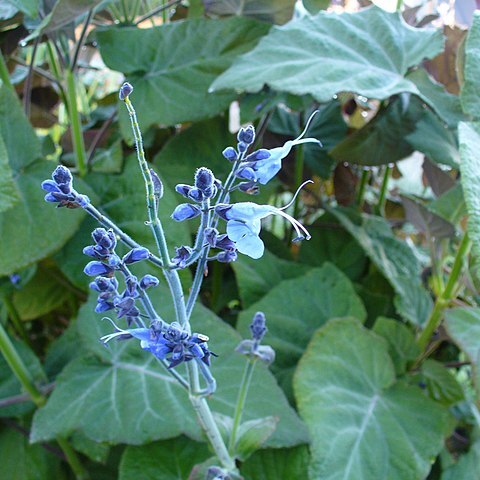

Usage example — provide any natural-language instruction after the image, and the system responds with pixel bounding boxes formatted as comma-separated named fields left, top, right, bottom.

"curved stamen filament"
left=294, top=110, right=320, bottom=142
left=279, top=180, right=314, bottom=211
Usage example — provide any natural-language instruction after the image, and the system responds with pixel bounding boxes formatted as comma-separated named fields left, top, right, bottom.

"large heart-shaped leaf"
left=31, top=294, right=307, bottom=447
left=460, top=12, right=480, bottom=118
left=330, top=208, right=433, bottom=326
left=442, top=440, right=480, bottom=480
left=294, top=318, right=451, bottom=480
left=119, top=436, right=210, bottom=480
left=0, top=85, right=85, bottom=276
left=237, top=264, right=366, bottom=398
left=203, top=0, right=295, bottom=25
left=211, top=7, right=444, bottom=104
left=96, top=18, right=270, bottom=138
left=459, top=122, right=480, bottom=259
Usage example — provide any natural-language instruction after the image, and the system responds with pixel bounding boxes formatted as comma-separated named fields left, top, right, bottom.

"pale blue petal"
left=227, top=203, right=272, bottom=222
left=227, top=220, right=264, bottom=259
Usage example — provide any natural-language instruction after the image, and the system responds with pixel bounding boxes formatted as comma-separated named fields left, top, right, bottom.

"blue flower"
left=171, top=246, right=192, bottom=269
left=140, top=274, right=159, bottom=289
left=84, top=261, right=115, bottom=276
left=215, top=181, right=312, bottom=259
left=101, top=321, right=216, bottom=369
left=171, top=203, right=201, bottom=222
left=119, top=82, right=133, bottom=100
left=247, top=111, right=321, bottom=185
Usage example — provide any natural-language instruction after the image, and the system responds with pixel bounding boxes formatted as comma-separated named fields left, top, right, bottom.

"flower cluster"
left=41, top=165, right=90, bottom=208
left=236, top=312, right=275, bottom=365
left=101, top=320, right=216, bottom=369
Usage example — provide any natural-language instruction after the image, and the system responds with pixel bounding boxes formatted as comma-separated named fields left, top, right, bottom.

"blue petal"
left=227, top=220, right=264, bottom=259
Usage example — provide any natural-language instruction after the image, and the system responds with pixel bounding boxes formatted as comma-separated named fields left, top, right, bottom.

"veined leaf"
left=96, top=18, right=270, bottom=138
left=31, top=294, right=307, bottom=447
left=211, top=7, right=444, bottom=104
left=460, top=12, right=480, bottom=118
left=237, top=264, right=366, bottom=399
left=294, top=318, right=451, bottom=480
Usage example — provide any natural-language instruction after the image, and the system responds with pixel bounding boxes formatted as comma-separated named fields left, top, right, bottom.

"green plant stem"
left=190, top=394, right=237, bottom=472
left=56, top=438, right=89, bottom=480
left=375, top=165, right=391, bottom=216
left=135, top=0, right=181, bottom=25
left=396, top=0, right=403, bottom=10
left=0, top=322, right=45, bottom=407
left=228, top=358, right=256, bottom=454
left=0, top=51, right=13, bottom=90
left=123, top=96, right=187, bottom=328
left=356, top=168, right=369, bottom=208
left=2, top=295, right=29, bottom=345
left=65, top=69, right=87, bottom=177
left=71, top=9, right=93, bottom=71
left=417, top=233, right=471, bottom=352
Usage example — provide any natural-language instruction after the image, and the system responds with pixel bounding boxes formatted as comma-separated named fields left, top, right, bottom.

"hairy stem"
left=417, top=233, right=471, bottom=353
left=228, top=358, right=256, bottom=454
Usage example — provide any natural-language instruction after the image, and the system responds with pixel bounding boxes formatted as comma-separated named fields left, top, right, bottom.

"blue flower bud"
left=222, top=146, right=237, bottom=161
left=119, top=82, right=133, bottom=100
left=175, top=184, right=194, bottom=198
left=89, top=276, right=116, bottom=292
left=140, top=274, right=159, bottom=289
left=237, top=125, right=255, bottom=145
left=250, top=311, right=267, bottom=341
left=238, top=181, right=259, bottom=195
left=188, top=188, right=204, bottom=202
left=194, top=167, right=216, bottom=198
left=123, top=247, right=150, bottom=265
left=214, top=204, right=232, bottom=220
left=84, top=261, right=115, bottom=277
left=95, top=300, right=115, bottom=313
left=107, top=254, right=121, bottom=268
left=92, top=228, right=116, bottom=250
left=244, top=149, right=270, bottom=162
left=236, top=166, right=256, bottom=182
left=215, top=234, right=236, bottom=251
left=171, top=203, right=201, bottom=222
left=114, top=296, right=139, bottom=318
left=52, top=165, right=73, bottom=188
left=238, top=141, right=248, bottom=153
left=41, top=180, right=60, bottom=193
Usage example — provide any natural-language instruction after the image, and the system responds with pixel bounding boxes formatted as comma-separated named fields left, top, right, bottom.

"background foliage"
left=1, top=0, right=479, bottom=479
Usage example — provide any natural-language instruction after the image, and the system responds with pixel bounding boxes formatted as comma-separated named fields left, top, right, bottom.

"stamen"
left=294, top=110, right=320, bottom=142
left=279, top=180, right=314, bottom=211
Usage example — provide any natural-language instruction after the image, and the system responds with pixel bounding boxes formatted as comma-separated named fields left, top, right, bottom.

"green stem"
left=228, top=359, right=256, bottom=454
left=0, top=322, right=45, bottom=407
left=2, top=295, right=29, bottom=345
left=396, top=0, right=403, bottom=10
left=56, top=438, right=89, bottom=480
left=356, top=168, right=369, bottom=208
left=190, top=394, right=237, bottom=472
left=0, top=51, right=13, bottom=90
left=417, top=233, right=471, bottom=352
left=375, top=165, right=391, bottom=216
left=65, top=69, right=87, bottom=177
left=122, top=96, right=187, bottom=328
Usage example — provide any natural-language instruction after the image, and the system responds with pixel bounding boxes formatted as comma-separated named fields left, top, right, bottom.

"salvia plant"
left=40, top=82, right=320, bottom=478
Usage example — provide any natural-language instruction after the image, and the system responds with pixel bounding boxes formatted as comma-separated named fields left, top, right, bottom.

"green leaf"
left=460, top=12, right=480, bottom=118
left=0, top=135, right=20, bottom=213
left=154, top=116, right=235, bottom=190
left=2, top=0, right=38, bottom=18
left=444, top=307, right=480, bottom=367
left=442, top=440, right=480, bottom=480
left=237, top=264, right=366, bottom=398
left=426, top=184, right=466, bottom=226
left=96, top=18, right=270, bottom=137
left=0, top=85, right=85, bottom=276
left=459, top=122, right=480, bottom=260
left=31, top=294, right=308, bottom=447
left=406, top=68, right=465, bottom=128
left=203, top=0, right=295, bottom=24
left=416, top=359, right=464, bottom=406
left=373, top=317, right=419, bottom=375
left=232, top=250, right=310, bottom=308
left=405, top=110, right=460, bottom=168
left=240, top=445, right=309, bottom=480
left=0, top=426, right=65, bottom=480
left=119, top=436, right=210, bottom=480
left=293, top=318, right=451, bottom=480
left=330, top=94, right=424, bottom=166
left=12, top=265, right=73, bottom=320
left=234, top=416, right=278, bottom=461
left=299, top=212, right=367, bottom=282
left=302, top=0, right=330, bottom=15
left=330, top=207, right=433, bottom=326
left=211, top=7, right=444, bottom=103
left=0, top=339, right=46, bottom=418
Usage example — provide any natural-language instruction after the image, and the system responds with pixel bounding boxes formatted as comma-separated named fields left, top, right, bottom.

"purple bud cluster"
left=236, top=311, right=275, bottom=365
left=41, top=166, right=90, bottom=208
